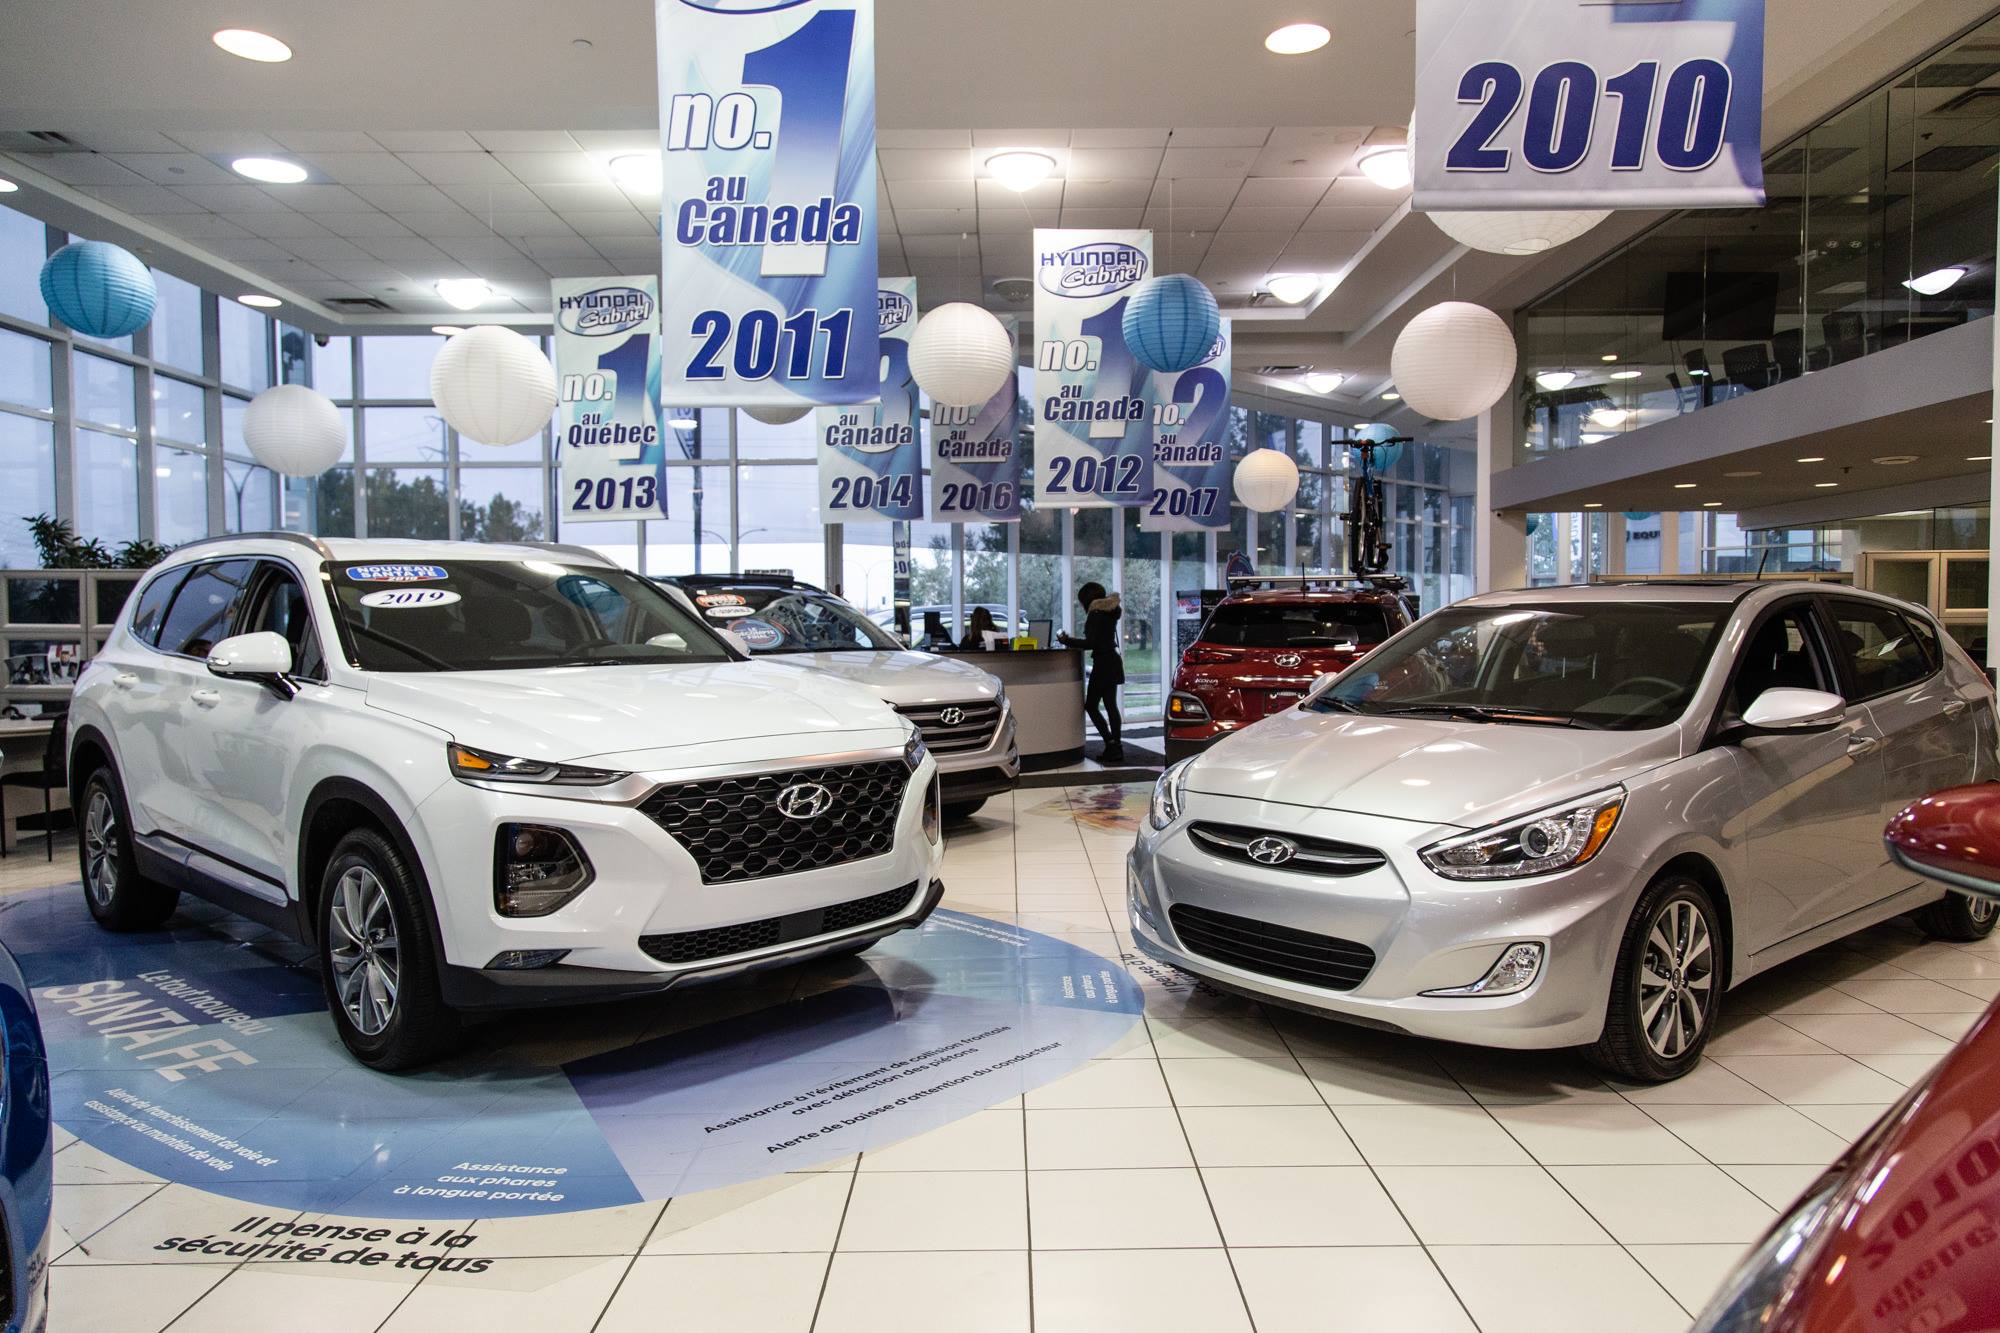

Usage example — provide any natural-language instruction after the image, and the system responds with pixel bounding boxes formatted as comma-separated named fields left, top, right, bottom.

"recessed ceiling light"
left=1815, top=481, right=1839, bottom=488
left=211, top=28, right=292, bottom=62
left=1302, top=371, right=1346, bottom=394
left=1903, top=265, right=1967, bottom=297
left=1703, top=501, right=1724, bottom=508
left=231, top=156, right=308, bottom=184
left=1796, top=456, right=1825, bottom=463
left=1601, top=354, right=1619, bottom=363
left=1265, top=23, right=1331, bottom=55
left=1589, top=407, right=1630, bottom=427
left=608, top=153, right=661, bottom=192
left=1583, top=502, right=1602, bottom=508
left=1356, top=146, right=1412, bottom=190
left=986, top=150, right=1057, bottom=192
left=435, top=278, right=492, bottom=310
left=0, top=179, right=17, bottom=194
left=1381, top=391, right=1401, bottom=402
left=1534, top=369, right=1577, bottom=391
left=236, top=294, right=280, bottom=308
left=431, top=325, right=466, bottom=336
left=1263, top=273, right=1322, bottom=304
left=1970, top=454, right=1992, bottom=461
left=669, top=415, right=698, bottom=430
left=1873, top=454, right=1918, bottom=466
left=1609, top=369, right=1641, bottom=380
left=1673, top=482, right=1697, bottom=489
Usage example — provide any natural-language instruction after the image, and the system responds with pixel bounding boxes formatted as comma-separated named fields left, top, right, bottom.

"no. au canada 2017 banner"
left=551, top=276, right=668, bottom=524
left=1033, top=230, right=1154, bottom=509
left=817, top=278, right=921, bottom=521
left=1413, top=0, right=1765, bottom=210
left=1140, top=320, right=1231, bottom=534
left=931, top=315, right=1022, bottom=523
left=656, top=0, right=880, bottom=407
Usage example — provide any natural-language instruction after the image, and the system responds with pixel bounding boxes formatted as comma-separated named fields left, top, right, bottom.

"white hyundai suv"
left=67, top=534, right=944, bottom=1069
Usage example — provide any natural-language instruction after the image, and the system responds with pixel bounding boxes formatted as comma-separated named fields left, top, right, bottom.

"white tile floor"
left=13, top=779, right=2000, bottom=1332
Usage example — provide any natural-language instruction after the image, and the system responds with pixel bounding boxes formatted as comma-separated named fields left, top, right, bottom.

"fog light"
left=1423, top=942, right=1544, bottom=997
left=486, top=949, right=571, bottom=970
left=494, top=823, right=594, bottom=917
left=922, top=775, right=942, bottom=843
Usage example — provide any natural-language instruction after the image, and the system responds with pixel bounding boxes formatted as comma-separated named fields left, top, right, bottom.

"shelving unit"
left=1, top=569, right=144, bottom=711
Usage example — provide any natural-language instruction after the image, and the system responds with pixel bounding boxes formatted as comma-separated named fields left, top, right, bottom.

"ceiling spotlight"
left=1381, top=391, right=1401, bottom=402
left=1302, top=371, right=1346, bottom=394
left=1601, top=354, right=1619, bottom=363
left=1673, top=482, right=1697, bottom=490
left=609, top=153, right=661, bottom=192
left=1970, top=454, right=1992, bottom=461
left=1357, top=146, right=1412, bottom=190
left=1583, top=502, right=1603, bottom=508
left=1796, top=456, right=1825, bottom=463
left=1534, top=369, right=1577, bottom=391
left=431, top=325, right=466, bottom=336
left=1609, top=369, right=1641, bottom=380
left=1815, top=481, right=1839, bottom=488
left=0, top=179, right=16, bottom=194
left=231, top=156, right=308, bottom=184
left=435, top=278, right=493, bottom=310
left=236, top=294, right=280, bottom=308
left=1265, top=22, right=1331, bottom=55
left=1903, top=265, right=1967, bottom=297
left=986, top=151, right=1057, bottom=192
left=1589, top=407, right=1630, bottom=427
left=1264, top=273, right=1322, bottom=304
left=1703, top=501, right=1723, bottom=507
left=211, top=28, right=292, bottom=62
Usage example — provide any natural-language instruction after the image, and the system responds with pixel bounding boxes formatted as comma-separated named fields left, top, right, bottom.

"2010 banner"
left=1139, top=321, right=1231, bottom=534
left=551, top=276, right=668, bottom=523
left=1033, top=229, right=1155, bottom=509
left=818, top=278, right=922, bottom=521
left=1413, top=0, right=1765, bottom=210
left=931, top=315, right=1022, bottom=523
left=656, top=0, right=880, bottom=407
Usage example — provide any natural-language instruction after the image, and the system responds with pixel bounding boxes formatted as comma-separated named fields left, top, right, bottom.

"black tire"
left=1913, top=890, right=2000, bottom=943
left=316, top=827, right=461, bottom=1071
left=943, top=799, right=987, bottom=823
left=1587, top=875, right=1725, bottom=1083
left=76, top=767, right=179, bottom=931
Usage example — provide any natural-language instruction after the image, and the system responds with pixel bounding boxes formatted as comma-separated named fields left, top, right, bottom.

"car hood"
left=364, top=659, right=907, bottom=764
left=1184, top=707, right=1682, bottom=829
left=758, top=650, right=1002, bottom=706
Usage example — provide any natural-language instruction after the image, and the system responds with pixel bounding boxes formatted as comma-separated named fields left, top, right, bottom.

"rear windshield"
left=1201, top=601, right=1397, bottom=649
left=677, top=585, right=900, bottom=653
left=331, top=560, right=731, bottom=672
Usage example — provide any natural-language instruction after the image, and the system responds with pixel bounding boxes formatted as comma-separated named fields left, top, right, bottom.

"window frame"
left=148, top=558, right=255, bottom=662
left=1821, top=595, right=1942, bottom=704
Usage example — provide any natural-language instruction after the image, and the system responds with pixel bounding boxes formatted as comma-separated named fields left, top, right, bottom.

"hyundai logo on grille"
left=1273, top=652, right=1304, bottom=669
left=939, top=706, right=965, bottom=726
left=1247, top=836, right=1298, bottom=866
left=775, top=782, right=834, bottom=820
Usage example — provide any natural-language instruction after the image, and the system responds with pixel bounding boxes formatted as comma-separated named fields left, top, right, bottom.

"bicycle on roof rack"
left=1344, top=436, right=1411, bottom=578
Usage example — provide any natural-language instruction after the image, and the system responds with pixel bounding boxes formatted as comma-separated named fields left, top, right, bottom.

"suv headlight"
left=1149, top=758, right=1194, bottom=831
left=1420, top=787, right=1624, bottom=881
left=448, top=743, right=628, bottom=787
left=903, top=729, right=928, bottom=772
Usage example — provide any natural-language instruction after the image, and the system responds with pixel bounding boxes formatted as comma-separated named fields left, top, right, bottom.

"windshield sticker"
left=696, top=591, right=747, bottom=607
left=358, top=588, right=462, bottom=610
left=703, top=605, right=756, bottom=620
left=345, top=564, right=449, bottom=583
left=732, top=618, right=785, bottom=650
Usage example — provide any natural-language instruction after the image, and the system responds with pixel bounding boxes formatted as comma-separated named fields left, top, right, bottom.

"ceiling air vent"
left=327, top=296, right=396, bottom=313
left=1935, top=85, right=2000, bottom=115
left=989, top=276, right=1033, bottom=304
left=0, top=130, right=80, bottom=153
left=1255, top=364, right=1314, bottom=376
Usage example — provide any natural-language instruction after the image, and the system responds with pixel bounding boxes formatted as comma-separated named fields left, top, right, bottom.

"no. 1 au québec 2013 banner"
left=656, top=0, right=880, bottom=407
left=551, top=276, right=668, bottom=524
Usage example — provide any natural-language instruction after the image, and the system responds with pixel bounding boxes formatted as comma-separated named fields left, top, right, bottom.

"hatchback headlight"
left=448, top=743, right=628, bottom=787
left=1149, top=758, right=1194, bottom=831
left=1420, top=787, right=1625, bottom=881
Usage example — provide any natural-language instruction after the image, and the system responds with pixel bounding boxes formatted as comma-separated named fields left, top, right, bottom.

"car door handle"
left=1847, top=735, right=1881, bottom=757
left=190, top=688, right=221, bottom=708
left=112, top=672, right=140, bottom=689
left=1944, top=700, right=1969, bottom=718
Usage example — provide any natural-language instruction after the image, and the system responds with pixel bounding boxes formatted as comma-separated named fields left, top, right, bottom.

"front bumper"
left=1126, top=790, right=1640, bottom=1049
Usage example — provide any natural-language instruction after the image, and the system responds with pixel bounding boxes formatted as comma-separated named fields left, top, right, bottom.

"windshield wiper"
left=1372, top=703, right=1597, bottom=728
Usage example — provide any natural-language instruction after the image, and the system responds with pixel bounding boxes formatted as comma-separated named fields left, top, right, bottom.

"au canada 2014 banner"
left=1140, top=321, right=1231, bottom=534
left=931, top=315, right=1021, bottom=523
left=1033, top=230, right=1154, bottom=509
left=1413, top=0, right=1765, bottom=210
left=551, top=277, right=668, bottom=523
left=817, top=278, right=921, bottom=521
left=656, top=0, right=880, bottom=407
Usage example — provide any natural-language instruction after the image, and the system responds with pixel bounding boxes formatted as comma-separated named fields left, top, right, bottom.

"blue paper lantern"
left=39, top=240, right=156, bottom=339
left=1121, top=275, right=1221, bottom=374
left=1350, top=423, right=1405, bottom=473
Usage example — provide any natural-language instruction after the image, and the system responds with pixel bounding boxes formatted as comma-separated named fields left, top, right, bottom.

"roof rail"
left=165, top=530, right=333, bottom=560
left=1225, top=573, right=1410, bottom=593
left=657, top=571, right=828, bottom=592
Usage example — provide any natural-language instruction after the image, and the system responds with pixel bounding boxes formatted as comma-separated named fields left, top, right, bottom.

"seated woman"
left=960, top=606, right=1000, bottom=651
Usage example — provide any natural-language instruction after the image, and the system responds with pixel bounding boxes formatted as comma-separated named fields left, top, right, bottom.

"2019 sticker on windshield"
left=344, top=565, right=450, bottom=583
left=357, top=589, right=462, bottom=610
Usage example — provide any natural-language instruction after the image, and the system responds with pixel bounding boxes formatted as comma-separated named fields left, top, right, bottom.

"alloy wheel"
left=82, top=788, right=118, bottom=909
left=1639, top=897, right=1715, bottom=1060
left=328, top=866, right=400, bottom=1037
left=1970, top=895, right=1998, bottom=926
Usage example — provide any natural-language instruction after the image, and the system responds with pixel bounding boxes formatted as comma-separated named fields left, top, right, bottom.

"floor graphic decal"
left=1028, top=785, right=1148, bottom=834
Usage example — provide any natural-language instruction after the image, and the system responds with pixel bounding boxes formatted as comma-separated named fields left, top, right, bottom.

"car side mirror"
left=1733, top=687, right=1846, bottom=738
left=207, top=631, right=295, bottom=699
left=1308, top=671, right=1340, bottom=696
left=1887, top=786, right=2000, bottom=901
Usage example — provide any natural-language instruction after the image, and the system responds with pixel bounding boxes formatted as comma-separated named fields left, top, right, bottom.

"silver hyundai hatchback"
left=1129, top=582, right=2000, bottom=1081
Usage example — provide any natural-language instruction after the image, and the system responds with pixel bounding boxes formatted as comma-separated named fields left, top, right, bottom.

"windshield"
left=1202, top=601, right=1396, bottom=649
left=331, top=560, right=732, bottom=672
left=1305, top=601, right=1731, bottom=730
left=680, top=585, right=901, bottom=654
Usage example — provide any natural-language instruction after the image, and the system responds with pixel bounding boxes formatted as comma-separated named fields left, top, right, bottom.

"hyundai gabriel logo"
left=1037, top=242, right=1148, bottom=298
left=556, top=285, right=654, bottom=337
left=775, top=782, right=834, bottom=820
left=939, top=707, right=965, bottom=727
left=1273, top=653, right=1304, bottom=669
left=878, top=289, right=913, bottom=334
left=1247, top=836, right=1297, bottom=866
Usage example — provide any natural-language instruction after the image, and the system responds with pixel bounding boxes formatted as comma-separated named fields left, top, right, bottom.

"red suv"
left=1164, top=575, right=1413, bottom=763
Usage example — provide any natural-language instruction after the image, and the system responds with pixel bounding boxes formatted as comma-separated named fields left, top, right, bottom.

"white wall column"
left=1659, top=511, right=1682, bottom=576
left=1474, top=398, right=1527, bottom=591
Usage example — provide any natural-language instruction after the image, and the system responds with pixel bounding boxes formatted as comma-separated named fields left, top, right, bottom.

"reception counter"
left=941, top=647, right=1085, bottom=771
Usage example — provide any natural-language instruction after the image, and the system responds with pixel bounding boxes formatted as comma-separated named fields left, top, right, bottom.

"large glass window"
left=73, top=352, right=135, bottom=431
left=154, top=446, right=210, bottom=547
left=457, top=467, right=545, bottom=543
left=75, top=429, right=139, bottom=546
left=360, top=335, right=443, bottom=400
left=150, top=269, right=205, bottom=374
left=0, top=205, right=46, bottom=325
left=0, top=414, right=55, bottom=567
left=218, top=300, right=270, bottom=392
left=154, top=375, right=206, bottom=446
left=0, top=329, right=51, bottom=411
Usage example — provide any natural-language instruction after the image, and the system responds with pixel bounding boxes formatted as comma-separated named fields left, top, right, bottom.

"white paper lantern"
left=1390, top=302, right=1519, bottom=422
left=242, top=384, right=346, bottom=477
left=430, top=325, right=558, bottom=446
left=744, top=403, right=813, bottom=426
left=907, top=302, right=1015, bottom=407
left=1233, top=448, right=1301, bottom=513
left=1428, top=209, right=1610, bottom=256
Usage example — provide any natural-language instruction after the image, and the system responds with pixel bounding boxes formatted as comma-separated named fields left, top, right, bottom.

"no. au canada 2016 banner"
left=656, top=0, right=880, bottom=408
left=931, top=315, right=1022, bottom=523
left=1033, top=229, right=1154, bottom=509
left=817, top=278, right=921, bottom=521
left=1414, top=0, right=1765, bottom=210
left=551, top=276, right=668, bottom=524
left=1139, top=320, right=1231, bottom=534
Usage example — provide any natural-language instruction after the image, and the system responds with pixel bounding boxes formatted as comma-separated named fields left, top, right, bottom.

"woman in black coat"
left=1059, top=581, right=1124, bottom=764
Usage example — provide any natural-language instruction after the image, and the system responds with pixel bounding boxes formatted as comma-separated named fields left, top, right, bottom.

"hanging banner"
left=818, top=278, right=921, bottom=521
left=551, top=276, right=668, bottom=523
left=1032, top=229, right=1154, bottom=509
left=1140, top=321, right=1232, bottom=534
left=931, top=315, right=1022, bottom=523
left=1413, top=0, right=1765, bottom=210
left=656, top=0, right=880, bottom=407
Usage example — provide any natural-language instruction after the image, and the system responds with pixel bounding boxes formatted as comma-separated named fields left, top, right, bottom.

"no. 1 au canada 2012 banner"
left=1033, top=230, right=1154, bottom=508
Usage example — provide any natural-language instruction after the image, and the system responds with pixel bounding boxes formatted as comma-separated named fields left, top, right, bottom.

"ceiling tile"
left=1322, top=177, right=1402, bottom=207
left=80, top=184, right=204, bottom=214
left=1169, top=128, right=1272, bottom=148
left=357, top=237, right=452, bottom=264
left=390, top=209, right=509, bottom=238
left=58, top=131, right=182, bottom=154
left=895, top=207, right=980, bottom=235
left=486, top=211, right=575, bottom=237
left=1071, top=129, right=1171, bottom=149
left=108, top=153, right=239, bottom=185
left=1302, top=202, right=1397, bottom=231
left=490, top=152, right=608, bottom=185
left=1278, top=233, right=1371, bottom=267
left=1146, top=178, right=1243, bottom=208
left=297, top=153, right=425, bottom=185
left=269, top=183, right=370, bottom=212
left=1160, top=145, right=1259, bottom=178
left=201, top=237, right=297, bottom=263
left=566, top=211, right=658, bottom=237
left=1059, top=207, right=1144, bottom=229
left=975, top=179, right=1061, bottom=214
left=1060, top=179, right=1151, bottom=208
left=278, top=236, right=375, bottom=263
left=164, top=130, right=286, bottom=156
left=887, top=180, right=974, bottom=210
left=540, top=255, right=616, bottom=279
left=1234, top=177, right=1332, bottom=207
left=237, top=212, right=335, bottom=240
left=591, top=238, right=661, bottom=268
left=1140, top=205, right=1228, bottom=231
left=14, top=152, right=143, bottom=186
left=1203, top=230, right=1293, bottom=259
left=470, top=131, right=582, bottom=153
left=878, top=148, right=974, bottom=181
left=530, top=182, right=636, bottom=212
left=166, top=183, right=290, bottom=213
left=568, top=130, right=660, bottom=154
left=305, top=212, right=413, bottom=238
left=878, top=129, right=972, bottom=149
left=436, top=236, right=532, bottom=261
left=439, top=181, right=545, bottom=212
left=1066, top=147, right=1165, bottom=180
left=970, top=129, right=1072, bottom=148
left=400, top=152, right=517, bottom=185
left=315, top=258, right=404, bottom=281
left=158, top=213, right=251, bottom=240
left=369, top=131, right=482, bottom=153
left=272, top=131, right=382, bottom=154
left=352, top=184, right=459, bottom=212
left=1252, top=128, right=1367, bottom=177
left=1220, top=203, right=1312, bottom=231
